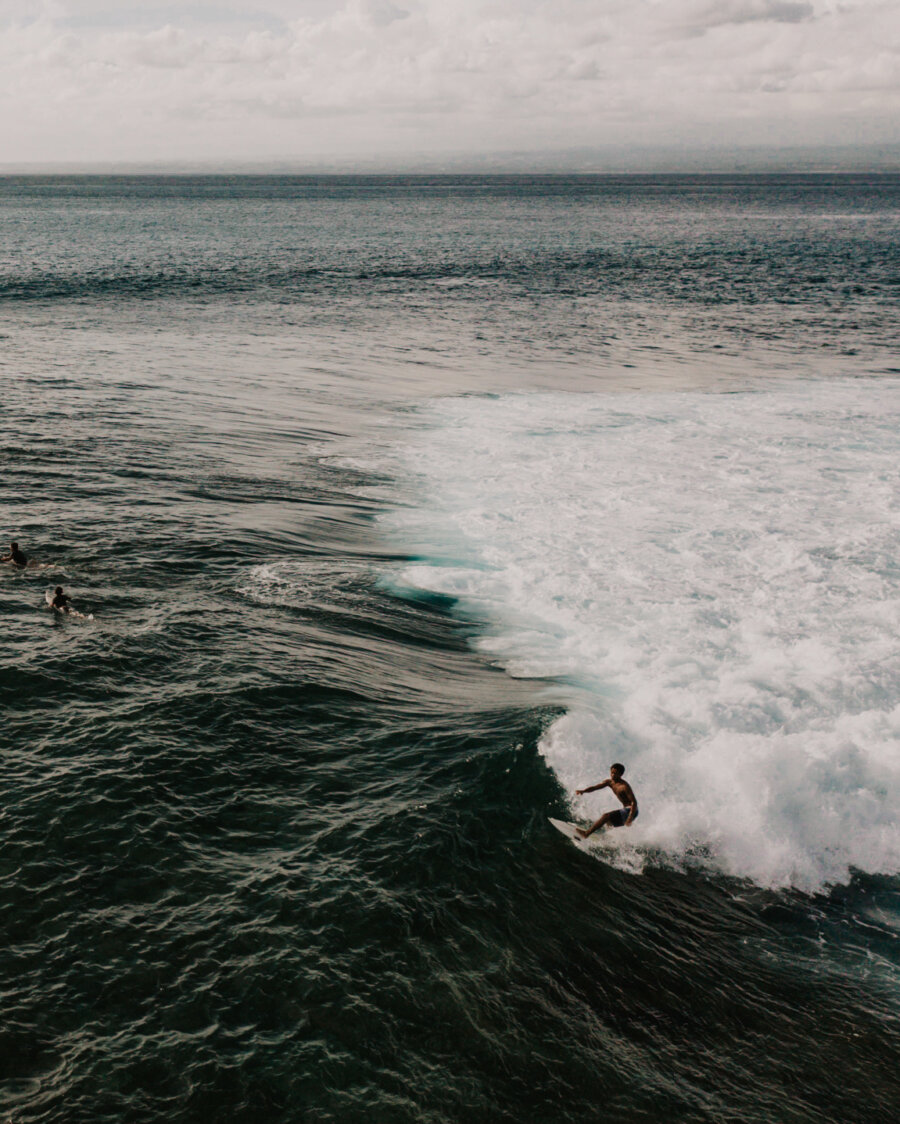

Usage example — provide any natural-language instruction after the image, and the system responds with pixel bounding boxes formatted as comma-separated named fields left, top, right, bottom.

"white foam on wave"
left=383, top=379, right=900, bottom=891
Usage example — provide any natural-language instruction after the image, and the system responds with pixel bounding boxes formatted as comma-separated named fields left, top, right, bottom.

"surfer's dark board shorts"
left=610, top=808, right=637, bottom=828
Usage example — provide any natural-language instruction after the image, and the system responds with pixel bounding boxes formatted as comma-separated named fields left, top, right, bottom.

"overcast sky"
left=0, top=0, right=896, bottom=166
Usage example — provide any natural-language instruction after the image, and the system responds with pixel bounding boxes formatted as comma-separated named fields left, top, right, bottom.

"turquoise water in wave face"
left=2, top=175, right=900, bottom=1124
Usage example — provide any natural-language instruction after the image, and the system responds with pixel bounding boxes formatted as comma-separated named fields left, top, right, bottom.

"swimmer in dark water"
left=50, top=586, right=71, bottom=613
left=574, top=763, right=639, bottom=839
left=1, top=541, right=27, bottom=567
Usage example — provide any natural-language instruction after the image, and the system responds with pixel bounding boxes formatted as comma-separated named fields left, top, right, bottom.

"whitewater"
left=385, top=378, right=900, bottom=891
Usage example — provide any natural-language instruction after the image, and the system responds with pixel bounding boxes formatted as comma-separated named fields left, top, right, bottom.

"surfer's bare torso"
left=608, top=777, right=637, bottom=811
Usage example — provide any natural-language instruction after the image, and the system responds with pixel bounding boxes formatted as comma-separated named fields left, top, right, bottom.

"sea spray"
left=384, top=379, right=900, bottom=890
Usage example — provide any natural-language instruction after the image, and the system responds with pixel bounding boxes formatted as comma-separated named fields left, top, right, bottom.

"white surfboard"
left=548, top=817, right=591, bottom=846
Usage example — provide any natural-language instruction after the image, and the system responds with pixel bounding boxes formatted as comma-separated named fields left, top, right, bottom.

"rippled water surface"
left=2, top=175, right=900, bottom=1124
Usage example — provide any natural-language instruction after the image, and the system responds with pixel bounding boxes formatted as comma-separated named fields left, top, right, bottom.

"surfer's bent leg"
left=576, top=812, right=615, bottom=839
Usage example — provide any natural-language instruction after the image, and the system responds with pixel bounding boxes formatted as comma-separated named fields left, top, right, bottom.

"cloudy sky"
left=0, top=0, right=896, bottom=166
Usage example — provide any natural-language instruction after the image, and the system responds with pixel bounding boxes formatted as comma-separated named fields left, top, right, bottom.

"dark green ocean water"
left=2, top=175, right=900, bottom=1123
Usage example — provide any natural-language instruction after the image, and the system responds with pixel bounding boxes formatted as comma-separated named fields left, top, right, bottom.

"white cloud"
left=0, top=0, right=896, bottom=162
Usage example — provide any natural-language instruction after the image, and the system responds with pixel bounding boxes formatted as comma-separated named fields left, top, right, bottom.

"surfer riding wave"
left=574, top=763, right=638, bottom=839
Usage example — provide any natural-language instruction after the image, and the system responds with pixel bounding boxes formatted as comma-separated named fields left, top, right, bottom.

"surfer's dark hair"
left=611, top=763, right=624, bottom=775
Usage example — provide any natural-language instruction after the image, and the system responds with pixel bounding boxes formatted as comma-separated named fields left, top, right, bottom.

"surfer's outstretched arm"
left=575, top=780, right=610, bottom=796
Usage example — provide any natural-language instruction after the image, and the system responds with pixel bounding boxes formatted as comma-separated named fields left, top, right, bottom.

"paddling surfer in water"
left=47, top=586, right=92, bottom=619
left=50, top=586, right=71, bottom=613
left=574, top=763, right=638, bottom=838
left=1, top=541, right=28, bottom=567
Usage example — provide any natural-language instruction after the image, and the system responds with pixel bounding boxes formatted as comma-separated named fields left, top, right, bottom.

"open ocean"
left=2, top=173, right=900, bottom=1124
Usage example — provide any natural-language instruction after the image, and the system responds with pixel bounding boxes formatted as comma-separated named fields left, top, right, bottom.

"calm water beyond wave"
left=2, top=175, right=900, bottom=1123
